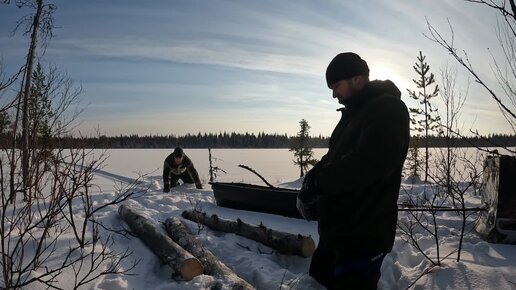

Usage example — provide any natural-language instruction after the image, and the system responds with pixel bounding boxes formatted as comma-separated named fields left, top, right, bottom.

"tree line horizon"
left=33, top=131, right=516, bottom=149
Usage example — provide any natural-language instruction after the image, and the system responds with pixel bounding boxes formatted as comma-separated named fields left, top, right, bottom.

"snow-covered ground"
left=5, top=149, right=516, bottom=289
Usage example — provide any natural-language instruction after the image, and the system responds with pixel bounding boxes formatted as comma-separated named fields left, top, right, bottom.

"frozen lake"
left=101, top=148, right=329, bottom=186
left=99, top=146, right=511, bottom=187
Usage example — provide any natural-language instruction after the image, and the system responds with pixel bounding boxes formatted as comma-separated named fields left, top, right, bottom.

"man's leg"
left=333, top=272, right=380, bottom=290
left=179, top=171, right=194, bottom=184
left=332, top=253, right=384, bottom=290
left=169, top=174, right=180, bottom=187
left=309, top=241, right=334, bottom=289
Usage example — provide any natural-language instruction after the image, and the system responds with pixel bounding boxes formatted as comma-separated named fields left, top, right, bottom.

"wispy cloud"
left=1, top=0, right=512, bottom=136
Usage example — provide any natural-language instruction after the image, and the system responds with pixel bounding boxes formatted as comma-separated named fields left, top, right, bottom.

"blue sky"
left=0, top=0, right=511, bottom=137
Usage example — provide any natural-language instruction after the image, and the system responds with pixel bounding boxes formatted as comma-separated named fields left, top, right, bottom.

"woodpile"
left=119, top=204, right=313, bottom=288
left=164, top=217, right=256, bottom=290
left=118, top=204, right=203, bottom=281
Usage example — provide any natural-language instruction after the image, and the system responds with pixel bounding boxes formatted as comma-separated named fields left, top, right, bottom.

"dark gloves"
left=196, top=183, right=203, bottom=189
left=297, top=168, right=321, bottom=221
left=163, top=183, right=170, bottom=193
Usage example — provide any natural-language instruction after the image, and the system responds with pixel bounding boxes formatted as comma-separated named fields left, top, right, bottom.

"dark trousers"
left=309, top=242, right=384, bottom=290
left=170, top=171, right=194, bottom=186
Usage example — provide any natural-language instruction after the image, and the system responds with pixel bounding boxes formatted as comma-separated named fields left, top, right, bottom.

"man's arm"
left=163, top=157, right=172, bottom=193
left=184, top=156, right=203, bottom=189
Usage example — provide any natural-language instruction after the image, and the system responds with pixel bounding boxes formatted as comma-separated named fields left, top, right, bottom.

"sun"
left=369, top=67, right=409, bottom=92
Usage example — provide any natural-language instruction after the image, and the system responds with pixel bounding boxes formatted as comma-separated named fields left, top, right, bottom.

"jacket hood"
left=341, top=79, right=401, bottom=111
left=361, top=79, right=401, bottom=99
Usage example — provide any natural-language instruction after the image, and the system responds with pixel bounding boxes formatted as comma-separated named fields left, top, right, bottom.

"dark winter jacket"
left=300, top=80, right=410, bottom=262
left=163, top=153, right=202, bottom=189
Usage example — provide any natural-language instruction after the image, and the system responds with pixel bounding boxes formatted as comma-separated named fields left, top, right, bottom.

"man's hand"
left=163, top=184, right=170, bottom=193
left=297, top=168, right=320, bottom=221
left=196, top=183, right=203, bottom=189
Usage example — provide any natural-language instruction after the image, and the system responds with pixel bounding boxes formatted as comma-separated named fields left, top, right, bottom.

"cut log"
left=164, top=217, right=256, bottom=290
left=118, top=204, right=203, bottom=281
left=181, top=210, right=316, bottom=258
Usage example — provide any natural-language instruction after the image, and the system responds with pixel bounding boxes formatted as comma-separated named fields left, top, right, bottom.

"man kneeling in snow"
left=163, top=147, right=203, bottom=192
left=297, top=52, right=410, bottom=290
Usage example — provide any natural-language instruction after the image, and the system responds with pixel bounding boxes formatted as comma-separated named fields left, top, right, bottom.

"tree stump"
left=164, top=217, right=256, bottom=290
left=182, top=210, right=316, bottom=257
left=118, top=204, right=203, bottom=280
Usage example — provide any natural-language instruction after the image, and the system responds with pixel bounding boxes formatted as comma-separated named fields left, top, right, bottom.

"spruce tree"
left=289, top=119, right=318, bottom=177
left=407, top=51, right=441, bottom=182
left=0, top=111, right=10, bottom=135
left=30, top=64, right=53, bottom=136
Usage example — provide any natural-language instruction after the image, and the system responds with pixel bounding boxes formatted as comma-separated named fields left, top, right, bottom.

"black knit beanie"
left=172, top=147, right=184, bottom=157
left=325, top=52, right=369, bottom=88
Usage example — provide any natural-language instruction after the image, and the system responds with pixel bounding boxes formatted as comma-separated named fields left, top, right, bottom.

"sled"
left=209, top=182, right=302, bottom=218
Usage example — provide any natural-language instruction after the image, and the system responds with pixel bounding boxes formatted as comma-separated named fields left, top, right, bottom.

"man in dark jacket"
left=297, top=52, right=410, bottom=290
left=163, top=147, right=203, bottom=191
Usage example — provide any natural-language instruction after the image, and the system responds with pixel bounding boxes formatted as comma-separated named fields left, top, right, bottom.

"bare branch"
left=465, top=0, right=516, bottom=21
left=424, top=17, right=516, bottom=124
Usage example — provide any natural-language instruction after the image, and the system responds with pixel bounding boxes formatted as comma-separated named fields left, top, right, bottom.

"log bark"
left=164, top=217, right=256, bottom=290
left=182, top=210, right=316, bottom=257
left=118, top=204, right=203, bottom=281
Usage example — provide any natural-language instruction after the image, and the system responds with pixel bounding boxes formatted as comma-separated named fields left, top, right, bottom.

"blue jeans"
left=309, top=242, right=385, bottom=290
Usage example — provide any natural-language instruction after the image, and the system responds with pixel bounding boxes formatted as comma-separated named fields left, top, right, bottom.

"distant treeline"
left=47, top=132, right=516, bottom=149
left=411, top=134, right=516, bottom=148
left=55, top=132, right=329, bottom=148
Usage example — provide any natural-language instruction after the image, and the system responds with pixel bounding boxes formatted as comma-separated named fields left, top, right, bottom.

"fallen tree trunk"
left=182, top=210, right=316, bottom=257
left=118, top=204, right=203, bottom=281
left=164, top=217, right=256, bottom=290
